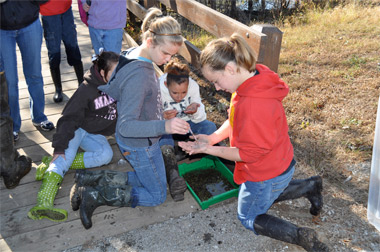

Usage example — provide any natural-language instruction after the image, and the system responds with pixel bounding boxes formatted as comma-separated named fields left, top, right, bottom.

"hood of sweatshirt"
left=83, top=65, right=106, bottom=88
left=97, top=56, right=147, bottom=101
left=236, top=64, right=289, bottom=102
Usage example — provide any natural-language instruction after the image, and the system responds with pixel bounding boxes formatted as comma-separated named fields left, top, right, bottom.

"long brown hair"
left=200, top=33, right=256, bottom=73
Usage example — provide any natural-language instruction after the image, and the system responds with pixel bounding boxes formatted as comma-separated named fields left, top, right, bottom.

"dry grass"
left=278, top=2, right=380, bottom=184
left=188, top=1, right=379, bottom=193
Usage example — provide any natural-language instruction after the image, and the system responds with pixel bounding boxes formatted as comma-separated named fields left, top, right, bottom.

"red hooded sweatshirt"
left=229, top=64, right=294, bottom=184
left=40, top=0, right=72, bottom=16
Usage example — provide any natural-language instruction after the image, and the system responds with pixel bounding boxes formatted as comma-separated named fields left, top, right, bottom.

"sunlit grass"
left=278, top=2, right=380, bottom=176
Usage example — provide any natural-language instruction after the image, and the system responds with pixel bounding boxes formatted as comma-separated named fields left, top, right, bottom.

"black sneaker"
left=13, top=131, right=19, bottom=142
left=33, top=120, right=55, bottom=131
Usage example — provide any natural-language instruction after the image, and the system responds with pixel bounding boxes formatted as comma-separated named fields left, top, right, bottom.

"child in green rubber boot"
left=28, top=50, right=119, bottom=222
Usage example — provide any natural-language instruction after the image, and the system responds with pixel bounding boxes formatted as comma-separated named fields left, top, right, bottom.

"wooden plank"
left=0, top=3, right=210, bottom=252
left=158, top=0, right=266, bottom=62
left=178, top=39, right=202, bottom=69
left=127, top=0, right=148, bottom=19
left=0, top=190, right=197, bottom=252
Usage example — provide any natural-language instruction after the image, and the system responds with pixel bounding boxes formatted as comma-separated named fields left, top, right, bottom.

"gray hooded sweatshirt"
left=99, top=55, right=166, bottom=147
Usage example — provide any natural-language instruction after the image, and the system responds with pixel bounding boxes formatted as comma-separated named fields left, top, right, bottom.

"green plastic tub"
left=178, top=155, right=239, bottom=210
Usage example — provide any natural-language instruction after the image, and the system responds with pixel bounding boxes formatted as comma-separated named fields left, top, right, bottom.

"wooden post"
left=142, top=0, right=157, bottom=9
left=251, top=24, right=282, bottom=72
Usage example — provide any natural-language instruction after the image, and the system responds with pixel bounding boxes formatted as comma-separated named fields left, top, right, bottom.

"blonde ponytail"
left=141, top=8, right=183, bottom=46
left=200, top=33, right=256, bottom=72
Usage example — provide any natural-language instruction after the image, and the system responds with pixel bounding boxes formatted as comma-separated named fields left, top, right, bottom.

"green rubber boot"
left=28, top=171, right=68, bottom=222
left=35, top=152, right=85, bottom=181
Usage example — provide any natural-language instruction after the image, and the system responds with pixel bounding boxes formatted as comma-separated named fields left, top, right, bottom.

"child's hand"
left=52, top=153, right=65, bottom=163
left=178, top=141, right=208, bottom=155
left=165, top=117, right=190, bottom=135
left=184, top=103, right=200, bottom=115
left=163, top=109, right=177, bottom=119
left=190, top=134, right=210, bottom=144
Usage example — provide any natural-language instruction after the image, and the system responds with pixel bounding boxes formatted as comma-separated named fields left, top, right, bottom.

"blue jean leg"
left=61, top=7, right=82, bottom=66
left=41, top=14, right=62, bottom=69
left=0, top=19, right=47, bottom=132
left=89, top=26, right=123, bottom=54
left=47, top=128, right=113, bottom=177
left=116, top=138, right=167, bottom=206
left=0, top=29, right=20, bottom=131
left=42, top=7, right=82, bottom=69
left=237, top=163, right=295, bottom=234
left=189, top=120, right=217, bottom=135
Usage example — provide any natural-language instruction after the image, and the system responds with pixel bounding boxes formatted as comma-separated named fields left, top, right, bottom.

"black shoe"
left=33, top=120, right=55, bottom=131
left=53, top=89, right=63, bottom=103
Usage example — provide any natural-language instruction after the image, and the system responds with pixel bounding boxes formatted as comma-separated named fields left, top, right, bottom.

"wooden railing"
left=125, top=0, right=282, bottom=72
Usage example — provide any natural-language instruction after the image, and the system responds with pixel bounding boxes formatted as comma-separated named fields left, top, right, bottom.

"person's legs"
left=41, top=14, right=64, bottom=103
left=61, top=7, right=84, bottom=85
left=41, top=14, right=62, bottom=71
left=160, top=144, right=187, bottom=202
left=17, top=19, right=48, bottom=125
left=62, top=7, right=82, bottom=67
left=78, top=184, right=136, bottom=229
left=237, top=165, right=294, bottom=232
left=28, top=171, right=68, bottom=222
left=35, top=129, right=107, bottom=180
left=189, top=120, right=217, bottom=136
left=0, top=28, right=22, bottom=133
left=237, top=162, right=328, bottom=250
left=254, top=214, right=329, bottom=251
left=0, top=71, right=32, bottom=189
left=47, top=128, right=111, bottom=177
left=88, top=26, right=104, bottom=54
left=117, top=139, right=167, bottom=206
left=275, top=176, right=324, bottom=216
left=102, top=28, right=123, bottom=54
left=159, top=134, right=175, bottom=147
left=79, top=132, right=113, bottom=168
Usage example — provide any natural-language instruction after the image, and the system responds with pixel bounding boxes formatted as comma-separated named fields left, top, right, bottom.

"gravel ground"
left=63, top=162, right=380, bottom=252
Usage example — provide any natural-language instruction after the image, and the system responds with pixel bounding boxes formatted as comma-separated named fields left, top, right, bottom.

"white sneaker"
left=33, top=120, right=55, bottom=131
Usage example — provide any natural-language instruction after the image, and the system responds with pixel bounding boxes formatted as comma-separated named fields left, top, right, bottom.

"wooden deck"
left=0, top=4, right=200, bottom=252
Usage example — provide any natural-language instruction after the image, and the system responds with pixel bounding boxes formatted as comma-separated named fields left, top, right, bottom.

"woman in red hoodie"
left=179, top=33, right=328, bottom=251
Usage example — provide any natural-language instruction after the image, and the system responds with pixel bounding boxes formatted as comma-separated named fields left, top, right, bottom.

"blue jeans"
left=41, top=7, right=82, bottom=69
left=47, top=128, right=113, bottom=177
left=160, top=119, right=217, bottom=146
left=88, top=26, right=123, bottom=54
left=0, top=19, right=47, bottom=132
left=237, top=159, right=296, bottom=234
left=116, top=137, right=167, bottom=207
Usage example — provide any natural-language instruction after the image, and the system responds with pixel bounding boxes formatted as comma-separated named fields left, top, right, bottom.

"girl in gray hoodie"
left=71, top=8, right=190, bottom=229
